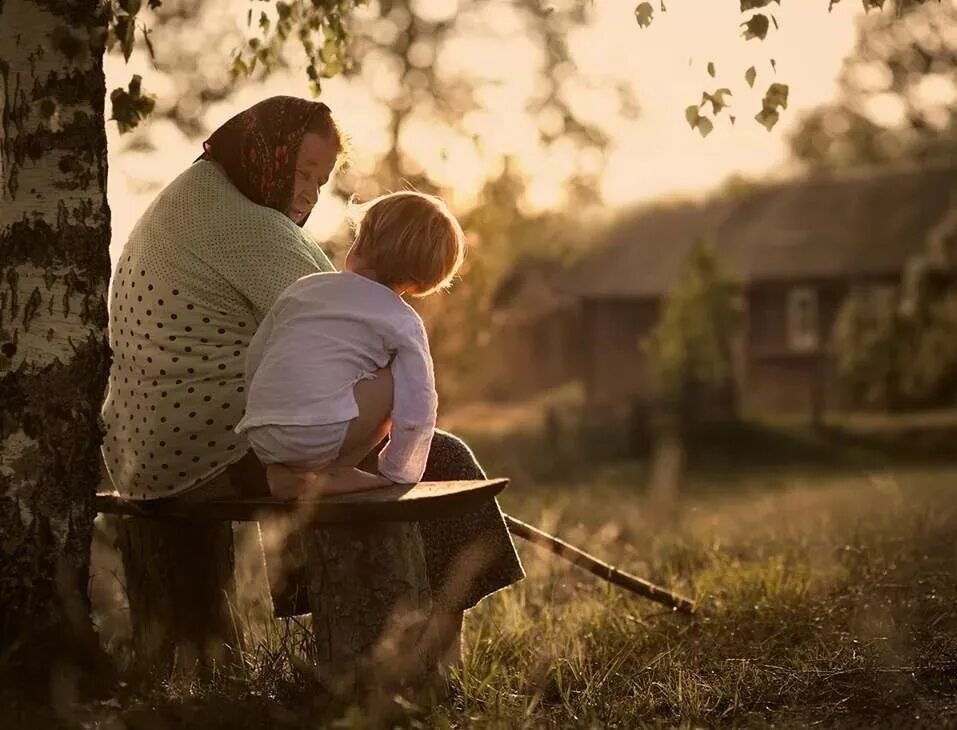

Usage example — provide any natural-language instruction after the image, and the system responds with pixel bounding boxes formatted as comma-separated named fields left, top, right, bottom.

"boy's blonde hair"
left=349, top=191, right=466, bottom=297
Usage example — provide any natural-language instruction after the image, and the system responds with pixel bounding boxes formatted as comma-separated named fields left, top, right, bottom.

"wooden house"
left=573, top=161, right=957, bottom=418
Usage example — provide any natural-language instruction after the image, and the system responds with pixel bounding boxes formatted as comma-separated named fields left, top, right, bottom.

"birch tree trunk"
left=0, top=0, right=112, bottom=681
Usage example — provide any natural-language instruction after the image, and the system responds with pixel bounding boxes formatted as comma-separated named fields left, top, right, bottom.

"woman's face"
left=288, top=132, right=338, bottom=225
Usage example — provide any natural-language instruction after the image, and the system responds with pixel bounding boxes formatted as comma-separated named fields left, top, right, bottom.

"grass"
left=16, top=413, right=957, bottom=728
left=75, top=463, right=957, bottom=728
left=433, top=464, right=957, bottom=727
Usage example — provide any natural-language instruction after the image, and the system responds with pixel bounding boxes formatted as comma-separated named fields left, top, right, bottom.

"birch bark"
left=0, top=0, right=112, bottom=673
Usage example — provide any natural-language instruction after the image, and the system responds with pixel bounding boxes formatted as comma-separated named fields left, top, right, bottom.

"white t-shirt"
left=235, top=271, right=437, bottom=484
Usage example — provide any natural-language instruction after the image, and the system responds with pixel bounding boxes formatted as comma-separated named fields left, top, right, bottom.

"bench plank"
left=95, top=479, right=508, bottom=524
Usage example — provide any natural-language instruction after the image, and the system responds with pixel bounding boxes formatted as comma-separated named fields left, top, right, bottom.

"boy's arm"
left=378, top=318, right=437, bottom=484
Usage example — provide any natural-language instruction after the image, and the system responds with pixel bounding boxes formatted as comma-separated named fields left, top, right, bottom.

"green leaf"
left=635, top=2, right=654, bottom=28
left=230, top=56, right=249, bottom=80
left=764, top=82, right=789, bottom=110
left=707, top=61, right=716, bottom=78
left=321, top=38, right=339, bottom=63
left=685, top=105, right=700, bottom=128
left=320, top=57, right=343, bottom=78
left=702, top=88, right=732, bottom=115
left=114, top=15, right=136, bottom=60
left=754, top=81, right=788, bottom=131
left=110, top=74, right=156, bottom=134
left=685, top=105, right=714, bottom=137
left=745, top=66, right=757, bottom=87
left=755, top=107, right=779, bottom=130
left=118, top=0, right=142, bottom=16
left=741, top=13, right=770, bottom=40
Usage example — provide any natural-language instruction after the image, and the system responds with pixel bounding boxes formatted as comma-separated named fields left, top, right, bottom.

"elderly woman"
left=101, top=96, right=523, bottom=638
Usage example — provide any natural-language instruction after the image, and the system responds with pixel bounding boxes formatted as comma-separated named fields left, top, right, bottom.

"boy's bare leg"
left=266, top=368, right=395, bottom=498
left=332, top=368, right=394, bottom=468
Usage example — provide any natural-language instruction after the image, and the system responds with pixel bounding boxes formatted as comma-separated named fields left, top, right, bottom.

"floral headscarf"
left=200, top=96, right=337, bottom=224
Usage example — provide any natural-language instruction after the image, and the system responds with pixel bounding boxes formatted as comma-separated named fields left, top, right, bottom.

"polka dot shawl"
left=101, top=160, right=334, bottom=499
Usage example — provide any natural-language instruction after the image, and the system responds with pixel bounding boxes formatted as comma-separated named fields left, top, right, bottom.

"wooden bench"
left=96, top=479, right=507, bottom=698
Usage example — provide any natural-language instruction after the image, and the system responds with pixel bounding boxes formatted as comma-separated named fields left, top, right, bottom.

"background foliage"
left=644, top=241, right=742, bottom=416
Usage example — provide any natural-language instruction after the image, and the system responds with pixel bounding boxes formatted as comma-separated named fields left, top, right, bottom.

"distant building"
left=479, top=257, right=581, bottom=401
left=573, top=161, right=957, bottom=419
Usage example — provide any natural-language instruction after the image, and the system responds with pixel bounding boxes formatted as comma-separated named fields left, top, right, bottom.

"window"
left=787, top=286, right=818, bottom=352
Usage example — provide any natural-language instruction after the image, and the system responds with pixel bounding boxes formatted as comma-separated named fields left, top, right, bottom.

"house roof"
left=575, top=161, right=957, bottom=299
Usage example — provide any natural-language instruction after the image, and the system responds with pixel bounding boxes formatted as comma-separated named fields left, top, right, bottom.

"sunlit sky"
left=104, top=0, right=869, bottom=264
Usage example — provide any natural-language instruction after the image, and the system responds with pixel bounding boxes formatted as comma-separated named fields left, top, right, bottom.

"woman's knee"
left=424, top=429, right=486, bottom=481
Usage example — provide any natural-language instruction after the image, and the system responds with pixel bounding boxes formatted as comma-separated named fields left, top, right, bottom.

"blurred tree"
left=644, top=241, right=743, bottom=424
left=834, top=205, right=957, bottom=409
left=832, top=286, right=905, bottom=408
left=799, top=1, right=957, bottom=410
left=419, top=159, right=589, bottom=404
left=789, top=0, right=957, bottom=168
left=236, top=0, right=619, bottom=206
left=128, top=0, right=245, bottom=138
left=125, top=0, right=620, bottom=196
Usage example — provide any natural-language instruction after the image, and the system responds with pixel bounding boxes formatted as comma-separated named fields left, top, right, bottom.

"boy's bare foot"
left=304, top=466, right=393, bottom=497
left=266, top=463, right=320, bottom=500
left=266, top=463, right=391, bottom=500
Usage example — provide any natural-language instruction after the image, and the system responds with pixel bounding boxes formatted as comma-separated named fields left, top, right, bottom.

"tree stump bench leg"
left=301, top=521, right=445, bottom=708
left=115, top=516, right=243, bottom=679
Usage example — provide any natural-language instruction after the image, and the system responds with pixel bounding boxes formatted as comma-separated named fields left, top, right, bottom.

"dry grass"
left=72, top=456, right=957, bottom=729
left=429, top=464, right=957, bottom=728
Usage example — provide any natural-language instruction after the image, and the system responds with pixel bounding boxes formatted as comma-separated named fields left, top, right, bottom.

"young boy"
left=235, top=191, right=465, bottom=498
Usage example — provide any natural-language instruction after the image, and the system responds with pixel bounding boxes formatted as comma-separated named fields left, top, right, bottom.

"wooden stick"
left=503, top=514, right=696, bottom=615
